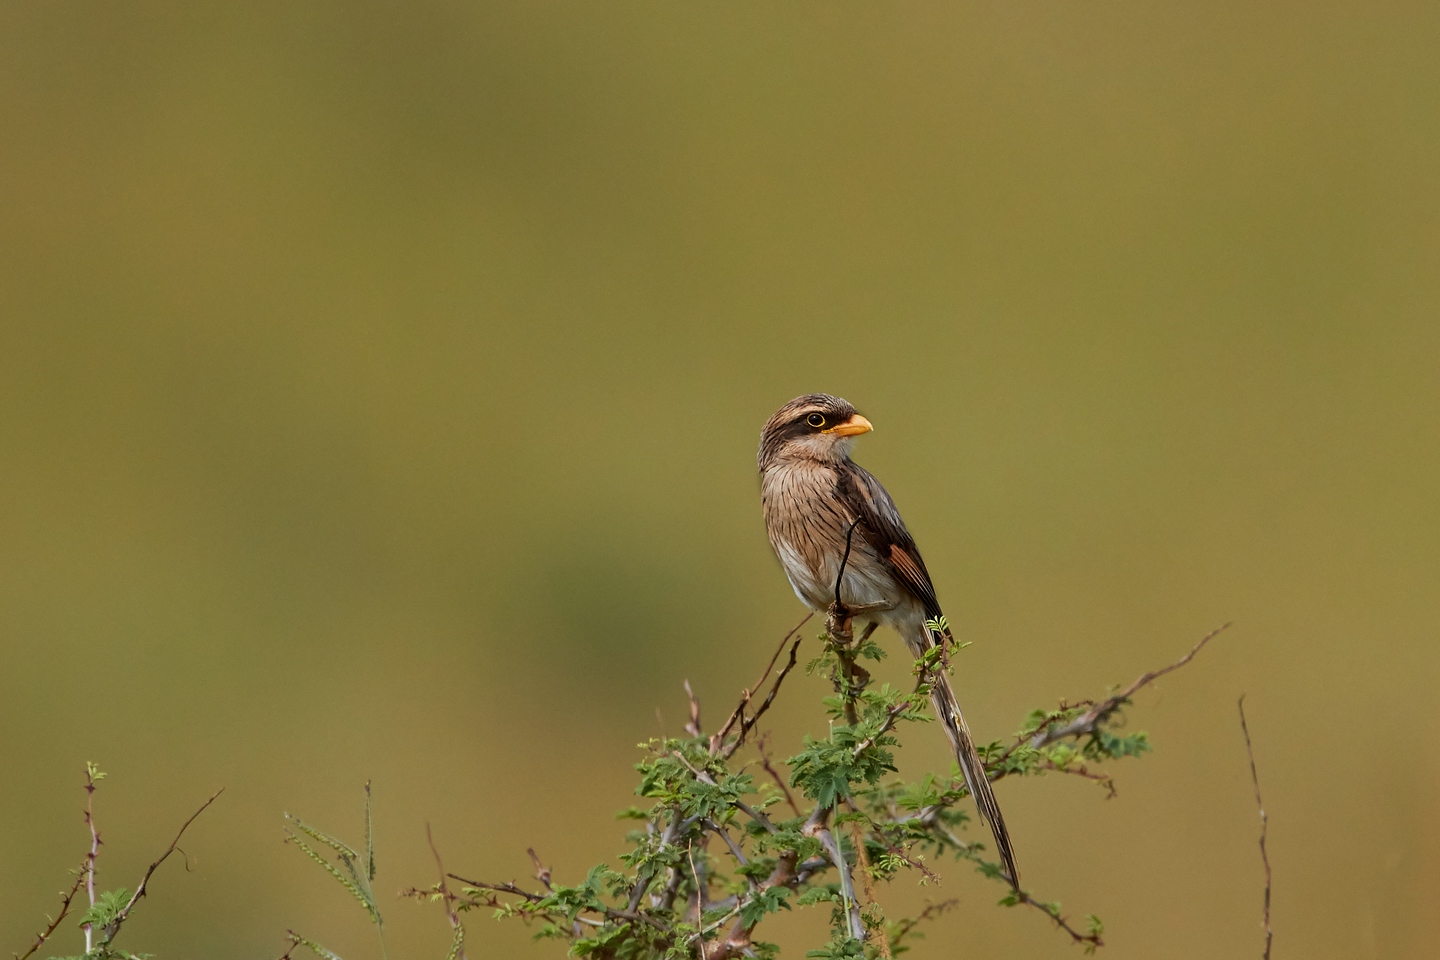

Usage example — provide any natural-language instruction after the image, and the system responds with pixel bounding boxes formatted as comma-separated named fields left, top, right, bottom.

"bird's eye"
left=806, top=413, right=826, bottom=428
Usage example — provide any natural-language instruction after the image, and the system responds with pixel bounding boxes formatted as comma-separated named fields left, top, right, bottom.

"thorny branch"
left=843, top=796, right=939, bottom=883
left=702, top=820, right=752, bottom=879
left=881, top=785, right=1104, bottom=950
left=527, top=847, right=554, bottom=891
left=1238, top=696, right=1273, bottom=960
left=1037, top=759, right=1117, bottom=797
left=684, top=680, right=704, bottom=738
left=1012, top=889, right=1104, bottom=950
left=1014, top=622, right=1232, bottom=758
left=17, top=774, right=222, bottom=960
left=425, top=823, right=469, bottom=960
left=100, top=788, right=224, bottom=946
left=273, top=932, right=304, bottom=960
left=446, top=873, right=674, bottom=935
left=439, top=613, right=1236, bottom=959
left=712, top=612, right=812, bottom=759
left=757, top=734, right=802, bottom=817
left=83, top=765, right=102, bottom=955
left=14, top=866, right=87, bottom=960
left=445, top=875, right=543, bottom=904
left=888, top=898, right=958, bottom=950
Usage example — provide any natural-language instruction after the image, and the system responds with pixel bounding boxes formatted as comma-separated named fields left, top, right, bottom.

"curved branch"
left=1020, top=623, right=1232, bottom=755
left=101, top=789, right=224, bottom=944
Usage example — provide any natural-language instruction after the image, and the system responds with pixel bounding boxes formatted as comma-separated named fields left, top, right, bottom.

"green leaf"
left=738, top=886, right=792, bottom=927
left=76, top=888, right=130, bottom=930
left=795, top=885, right=841, bottom=907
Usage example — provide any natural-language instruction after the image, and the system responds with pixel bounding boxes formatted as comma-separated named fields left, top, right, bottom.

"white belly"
left=771, top=531, right=899, bottom=614
left=762, top=458, right=923, bottom=629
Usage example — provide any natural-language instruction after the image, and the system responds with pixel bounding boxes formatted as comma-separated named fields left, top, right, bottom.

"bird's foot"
left=826, top=601, right=892, bottom=643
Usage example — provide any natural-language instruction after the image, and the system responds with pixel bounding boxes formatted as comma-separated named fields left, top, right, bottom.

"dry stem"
left=102, top=788, right=224, bottom=944
left=1021, top=623, right=1232, bottom=754
left=1238, top=696, right=1272, bottom=960
left=14, top=866, right=87, bottom=960
left=712, top=613, right=811, bottom=759
left=756, top=734, right=802, bottom=817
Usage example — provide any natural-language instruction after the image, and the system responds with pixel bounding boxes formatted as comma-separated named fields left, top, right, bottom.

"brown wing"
left=836, top=462, right=944, bottom=620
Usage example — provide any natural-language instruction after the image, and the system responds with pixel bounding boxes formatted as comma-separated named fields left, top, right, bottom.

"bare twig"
left=446, top=874, right=545, bottom=903
left=711, top=612, right=813, bottom=756
left=527, top=848, right=554, bottom=891
left=1012, top=890, right=1104, bottom=950
left=14, top=866, right=87, bottom=960
left=825, top=611, right=868, bottom=726
left=273, top=931, right=304, bottom=960
left=684, top=680, right=704, bottom=738
left=704, top=819, right=753, bottom=877
left=1040, top=760, right=1117, bottom=797
left=888, top=899, right=959, bottom=951
left=1238, top=696, right=1272, bottom=960
left=426, top=823, right=469, bottom=960
left=102, top=788, right=224, bottom=943
left=733, top=799, right=778, bottom=835
left=757, top=734, right=802, bottom=817
left=1016, top=623, right=1232, bottom=756
left=718, top=633, right=805, bottom=760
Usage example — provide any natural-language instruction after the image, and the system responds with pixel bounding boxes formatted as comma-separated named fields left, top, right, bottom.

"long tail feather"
left=911, top=622, right=1020, bottom=887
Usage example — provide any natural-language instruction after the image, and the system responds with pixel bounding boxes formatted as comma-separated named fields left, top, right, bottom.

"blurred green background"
left=2, top=1, right=1437, bottom=957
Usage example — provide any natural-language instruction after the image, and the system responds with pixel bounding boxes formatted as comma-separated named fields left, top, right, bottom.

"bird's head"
left=759, top=394, right=874, bottom=469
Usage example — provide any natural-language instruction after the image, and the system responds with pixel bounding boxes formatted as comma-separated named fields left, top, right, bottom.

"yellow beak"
left=824, top=414, right=874, bottom=437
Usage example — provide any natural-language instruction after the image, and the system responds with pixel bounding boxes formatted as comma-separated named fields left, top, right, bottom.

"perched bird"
left=759, top=393, right=1019, bottom=886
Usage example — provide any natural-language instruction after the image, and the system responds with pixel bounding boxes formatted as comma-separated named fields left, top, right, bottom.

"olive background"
left=2, top=2, right=1437, bottom=958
